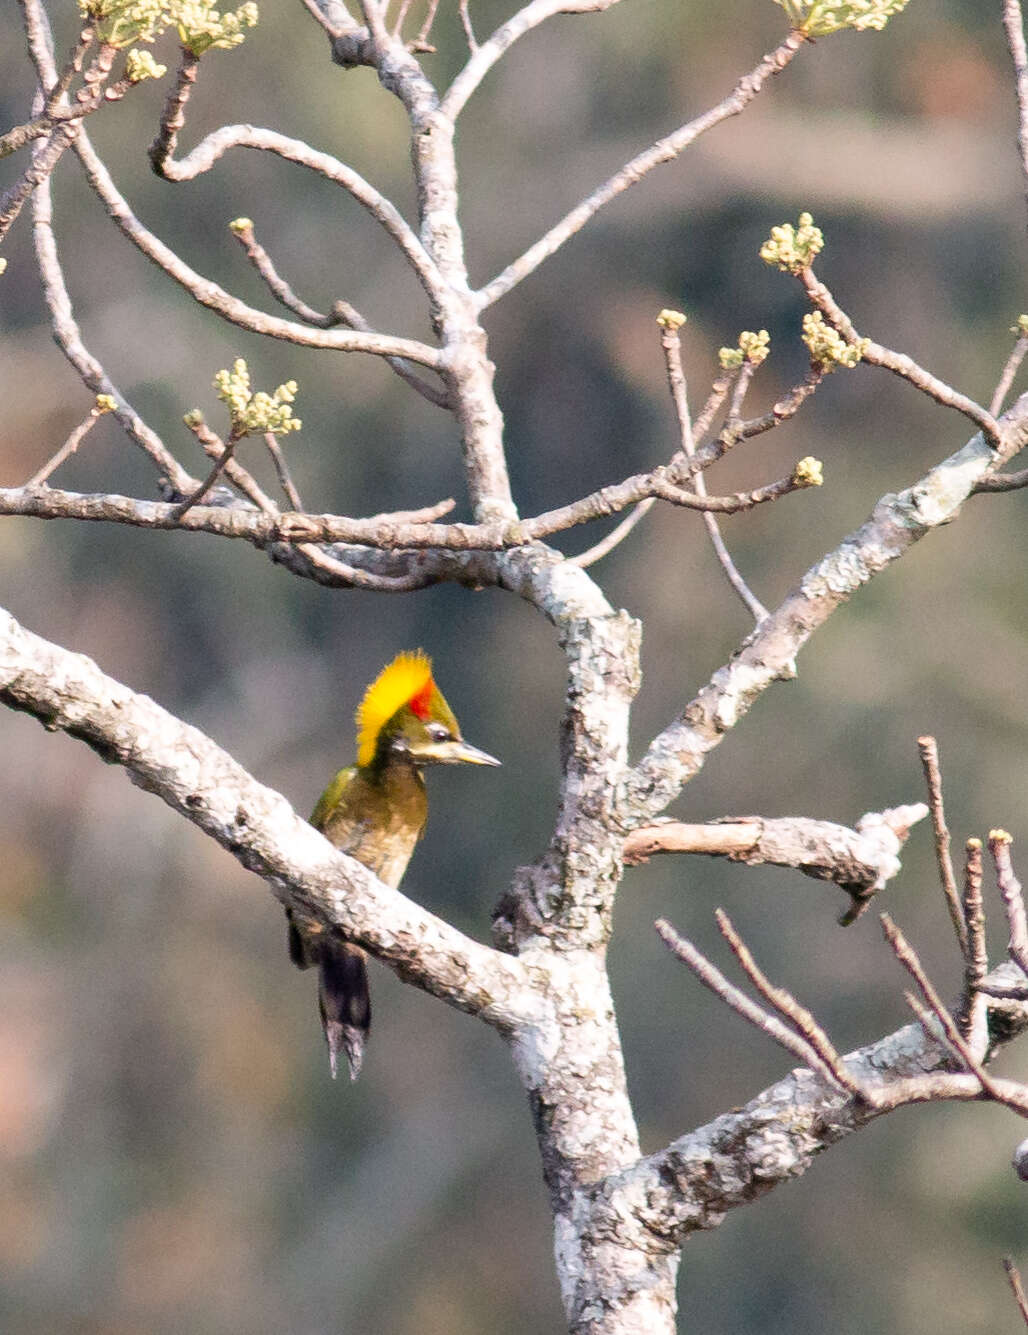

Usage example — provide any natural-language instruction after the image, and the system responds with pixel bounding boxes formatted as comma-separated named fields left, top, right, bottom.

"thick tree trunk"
left=509, top=951, right=679, bottom=1334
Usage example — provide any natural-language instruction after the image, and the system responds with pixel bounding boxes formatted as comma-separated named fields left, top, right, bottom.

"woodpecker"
left=288, top=650, right=500, bottom=1080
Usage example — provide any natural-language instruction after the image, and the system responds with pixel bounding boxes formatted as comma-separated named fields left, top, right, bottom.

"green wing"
left=310, top=765, right=357, bottom=831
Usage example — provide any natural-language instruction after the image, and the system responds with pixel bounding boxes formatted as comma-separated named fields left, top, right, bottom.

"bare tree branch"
left=607, top=958, right=1028, bottom=1247
left=0, top=119, right=78, bottom=243
left=799, top=268, right=1001, bottom=444
left=1005, top=1257, right=1028, bottom=1326
left=29, top=126, right=194, bottom=491
left=621, top=394, right=1028, bottom=826
left=457, top=0, right=476, bottom=51
left=660, top=318, right=768, bottom=621
left=1003, top=0, right=1028, bottom=228
left=992, top=831, right=1028, bottom=979
left=973, top=464, right=1028, bottom=492
left=0, top=441, right=823, bottom=554
left=990, top=327, right=1028, bottom=414
left=567, top=499, right=655, bottom=568
left=963, top=839, right=988, bottom=984
left=917, top=734, right=967, bottom=956
left=16, top=1, right=441, bottom=371
left=441, top=0, right=623, bottom=120
left=625, top=806, right=926, bottom=912
left=0, top=602, right=534, bottom=1022
left=655, top=916, right=858, bottom=1093
left=74, top=130, right=445, bottom=362
left=25, top=402, right=106, bottom=486
left=263, top=431, right=304, bottom=511
left=714, top=909, right=865, bottom=1093
left=228, top=220, right=451, bottom=408
left=880, top=913, right=1003, bottom=1100
left=474, top=32, right=805, bottom=309
left=148, top=56, right=446, bottom=306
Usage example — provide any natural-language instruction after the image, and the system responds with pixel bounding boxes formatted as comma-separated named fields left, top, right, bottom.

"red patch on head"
left=408, top=679, right=434, bottom=720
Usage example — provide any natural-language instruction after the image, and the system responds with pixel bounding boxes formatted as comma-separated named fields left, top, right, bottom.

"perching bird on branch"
left=287, top=650, right=500, bottom=1080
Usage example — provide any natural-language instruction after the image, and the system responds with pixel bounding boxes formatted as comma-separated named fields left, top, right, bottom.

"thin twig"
left=358, top=0, right=391, bottom=52
left=264, top=433, right=304, bottom=511
left=30, top=166, right=191, bottom=490
left=881, top=913, right=1003, bottom=1099
left=69, top=131, right=442, bottom=364
left=991, top=830, right=1028, bottom=978
left=231, top=220, right=336, bottom=327
left=962, top=838, right=988, bottom=988
left=26, top=409, right=103, bottom=486
left=0, top=21, right=98, bottom=160
left=18, top=0, right=195, bottom=492
left=649, top=467, right=818, bottom=514
left=0, top=122, right=78, bottom=244
left=441, top=0, right=622, bottom=120
left=1005, top=1258, right=1028, bottom=1326
left=44, top=22, right=96, bottom=114
left=568, top=499, right=655, bottom=567
left=973, top=465, right=1028, bottom=493
left=714, top=909, right=863, bottom=1094
left=411, top=0, right=441, bottom=50
left=724, top=361, right=757, bottom=431
left=990, top=332, right=1028, bottom=416
left=1004, top=0, right=1028, bottom=230
left=292, top=541, right=435, bottom=591
left=960, top=837, right=988, bottom=1040
left=187, top=419, right=279, bottom=514
left=722, top=369, right=825, bottom=449
left=661, top=323, right=767, bottom=622
left=458, top=0, right=477, bottom=50
left=654, top=918, right=856, bottom=1093
left=229, top=221, right=450, bottom=407
left=328, top=301, right=450, bottom=407
left=147, top=100, right=445, bottom=307
left=917, top=736, right=967, bottom=957
left=800, top=269, right=1001, bottom=446
left=688, top=372, right=734, bottom=444
left=392, top=0, right=415, bottom=37
left=299, top=0, right=356, bottom=39
left=365, top=497, right=457, bottom=524
left=474, top=32, right=806, bottom=309
left=171, top=436, right=241, bottom=519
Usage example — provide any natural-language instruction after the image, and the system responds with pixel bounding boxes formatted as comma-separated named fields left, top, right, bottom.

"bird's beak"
left=454, top=740, right=501, bottom=767
left=420, top=738, right=501, bottom=767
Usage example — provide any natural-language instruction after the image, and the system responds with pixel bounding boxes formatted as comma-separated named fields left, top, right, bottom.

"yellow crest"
left=355, top=650, right=434, bottom=767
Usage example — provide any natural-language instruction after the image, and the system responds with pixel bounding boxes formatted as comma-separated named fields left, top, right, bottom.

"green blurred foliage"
left=1, top=1, right=1027, bottom=1331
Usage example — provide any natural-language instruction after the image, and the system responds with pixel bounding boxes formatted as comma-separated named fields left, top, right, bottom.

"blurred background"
left=2, top=1, right=1028, bottom=1330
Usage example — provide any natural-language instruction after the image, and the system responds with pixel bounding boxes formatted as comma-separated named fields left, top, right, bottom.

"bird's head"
left=355, top=650, right=501, bottom=771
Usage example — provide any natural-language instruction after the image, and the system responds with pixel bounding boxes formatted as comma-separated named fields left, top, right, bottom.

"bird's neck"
left=366, top=752, right=427, bottom=808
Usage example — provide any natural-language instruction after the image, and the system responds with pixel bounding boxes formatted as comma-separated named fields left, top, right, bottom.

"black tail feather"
left=317, top=939, right=371, bottom=1081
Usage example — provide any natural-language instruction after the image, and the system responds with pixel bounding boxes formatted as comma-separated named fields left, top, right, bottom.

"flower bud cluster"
left=773, top=0, right=910, bottom=36
left=78, top=0, right=258, bottom=54
left=760, top=212, right=824, bottom=275
left=213, top=358, right=301, bottom=437
left=802, top=312, right=869, bottom=371
left=719, top=329, right=770, bottom=369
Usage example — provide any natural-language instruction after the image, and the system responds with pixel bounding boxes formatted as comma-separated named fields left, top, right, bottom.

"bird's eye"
left=426, top=722, right=451, bottom=742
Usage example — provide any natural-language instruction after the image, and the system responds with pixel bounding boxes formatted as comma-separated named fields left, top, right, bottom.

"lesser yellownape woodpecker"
left=288, top=650, right=500, bottom=1080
